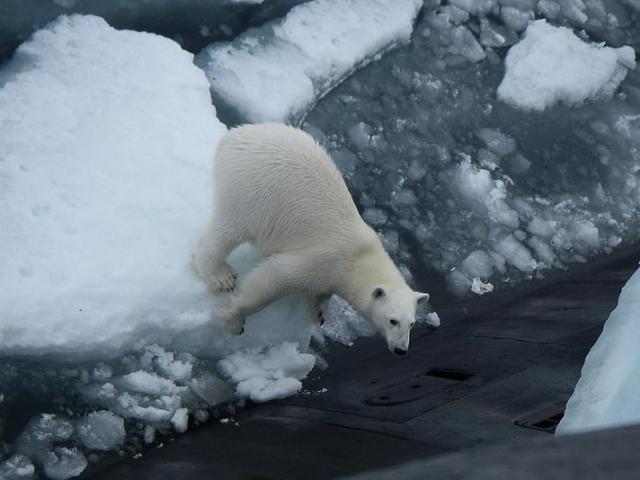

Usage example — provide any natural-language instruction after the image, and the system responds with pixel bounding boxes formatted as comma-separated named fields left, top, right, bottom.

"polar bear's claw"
left=222, top=315, right=245, bottom=336
left=207, top=264, right=237, bottom=295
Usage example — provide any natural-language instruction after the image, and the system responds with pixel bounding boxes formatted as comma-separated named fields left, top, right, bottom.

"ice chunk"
left=425, top=312, right=441, bottom=328
left=449, top=0, right=497, bottom=14
left=495, top=234, right=538, bottom=272
left=41, top=448, right=87, bottom=480
left=188, top=373, right=234, bottom=407
left=456, top=160, right=494, bottom=200
left=527, top=236, right=556, bottom=265
left=141, top=345, right=193, bottom=382
left=537, top=0, right=561, bottom=18
left=75, top=411, right=125, bottom=451
left=527, top=217, right=557, bottom=238
left=560, top=0, right=588, bottom=24
left=0, top=455, right=35, bottom=480
left=363, top=208, right=389, bottom=226
left=500, top=6, right=534, bottom=32
left=558, top=265, right=640, bottom=434
left=461, top=250, right=494, bottom=278
left=218, top=342, right=315, bottom=403
left=450, top=26, right=486, bottom=62
left=170, top=408, right=189, bottom=433
left=572, top=220, right=600, bottom=248
left=479, top=18, right=517, bottom=47
left=15, top=415, right=74, bottom=458
left=196, top=0, right=423, bottom=123
left=498, top=20, right=636, bottom=111
left=471, top=277, right=495, bottom=295
left=117, top=372, right=187, bottom=397
left=506, top=153, right=531, bottom=175
left=143, top=426, right=156, bottom=445
left=321, top=296, right=377, bottom=346
left=476, top=128, right=517, bottom=156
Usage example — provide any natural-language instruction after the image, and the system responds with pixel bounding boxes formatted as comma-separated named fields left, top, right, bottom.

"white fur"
left=194, top=123, right=429, bottom=354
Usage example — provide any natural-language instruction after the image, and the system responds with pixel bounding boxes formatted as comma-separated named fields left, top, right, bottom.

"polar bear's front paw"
left=222, top=309, right=245, bottom=336
left=206, top=263, right=237, bottom=294
left=307, top=297, right=326, bottom=326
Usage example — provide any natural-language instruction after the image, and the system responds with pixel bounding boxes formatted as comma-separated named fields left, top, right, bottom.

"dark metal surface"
left=340, top=424, right=640, bottom=480
left=89, top=246, right=640, bottom=480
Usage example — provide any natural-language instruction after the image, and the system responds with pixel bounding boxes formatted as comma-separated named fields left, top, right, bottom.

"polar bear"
left=194, top=123, right=430, bottom=355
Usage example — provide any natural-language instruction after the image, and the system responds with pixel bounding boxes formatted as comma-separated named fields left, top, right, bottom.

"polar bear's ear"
left=372, top=287, right=386, bottom=299
left=414, top=292, right=430, bottom=304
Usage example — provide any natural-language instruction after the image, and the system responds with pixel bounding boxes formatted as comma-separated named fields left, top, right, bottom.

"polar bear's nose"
left=393, top=347, right=407, bottom=356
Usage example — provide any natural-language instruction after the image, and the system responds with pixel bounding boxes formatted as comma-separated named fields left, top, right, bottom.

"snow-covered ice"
left=498, top=20, right=636, bottom=111
left=0, top=14, right=313, bottom=359
left=558, top=263, right=640, bottom=434
left=195, top=0, right=423, bottom=124
left=0, top=14, right=223, bottom=357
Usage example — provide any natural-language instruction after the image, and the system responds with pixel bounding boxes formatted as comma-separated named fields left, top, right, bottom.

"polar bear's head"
left=367, top=286, right=430, bottom=356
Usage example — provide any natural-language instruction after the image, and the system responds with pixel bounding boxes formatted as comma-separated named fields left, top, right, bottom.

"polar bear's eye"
left=373, top=287, right=386, bottom=299
left=389, top=319, right=399, bottom=326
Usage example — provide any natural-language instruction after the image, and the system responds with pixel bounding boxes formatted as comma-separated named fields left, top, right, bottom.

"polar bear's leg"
left=223, top=253, right=307, bottom=335
left=193, top=220, right=239, bottom=294
left=306, top=295, right=330, bottom=326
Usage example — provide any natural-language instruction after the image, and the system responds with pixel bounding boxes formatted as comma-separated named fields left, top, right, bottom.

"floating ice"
left=0, top=455, right=35, bottom=480
left=218, top=342, right=316, bottom=402
left=498, top=20, right=636, bottom=111
left=170, top=408, right=189, bottom=434
left=41, top=448, right=87, bottom=480
left=471, top=277, right=495, bottom=295
left=75, top=411, right=126, bottom=451
left=558, top=264, right=640, bottom=434
left=302, top=0, right=640, bottom=299
left=196, top=0, right=423, bottom=123
left=13, top=415, right=85, bottom=480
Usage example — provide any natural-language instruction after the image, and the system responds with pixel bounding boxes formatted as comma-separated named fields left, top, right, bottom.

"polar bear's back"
left=212, top=123, right=362, bottom=253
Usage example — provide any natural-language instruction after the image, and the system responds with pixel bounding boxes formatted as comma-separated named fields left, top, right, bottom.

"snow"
left=558, top=264, right=640, bottom=434
left=0, top=14, right=223, bottom=357
left=218, top=342, right=315, bottom=402
left=498, top=20, right=636, bottom=111
left=0, top=14, right=313, bottom=360
left=195, top=0, right=423, bottom=123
